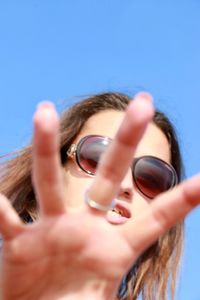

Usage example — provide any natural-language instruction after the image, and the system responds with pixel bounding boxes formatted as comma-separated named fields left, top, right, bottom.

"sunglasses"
left=67, top=135, right=178, bottom=199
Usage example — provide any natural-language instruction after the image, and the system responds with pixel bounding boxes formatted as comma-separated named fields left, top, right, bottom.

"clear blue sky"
left=0, top=1, right=200, bottom=299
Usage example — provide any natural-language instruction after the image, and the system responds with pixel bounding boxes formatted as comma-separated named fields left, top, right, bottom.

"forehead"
left=77, top=110, right=171, bottom=163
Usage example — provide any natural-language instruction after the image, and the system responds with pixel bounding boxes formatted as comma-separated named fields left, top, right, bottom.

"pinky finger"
left=0, top=194, right=24, bottom=240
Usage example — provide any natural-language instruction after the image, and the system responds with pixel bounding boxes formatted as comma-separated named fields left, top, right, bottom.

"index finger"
left=89, top=93, right=155, bottom=207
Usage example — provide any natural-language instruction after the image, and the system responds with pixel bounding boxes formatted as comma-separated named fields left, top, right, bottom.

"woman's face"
left=63, top=110, right=171, bottom=218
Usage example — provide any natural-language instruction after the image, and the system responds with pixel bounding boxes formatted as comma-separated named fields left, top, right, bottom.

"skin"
left=64, top=110, right=171, bottom=218
left=0, top=93, right=200, bottom=300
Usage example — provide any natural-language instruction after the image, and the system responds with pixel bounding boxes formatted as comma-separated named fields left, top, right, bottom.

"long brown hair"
left=0, top=92, right=184, bottom=300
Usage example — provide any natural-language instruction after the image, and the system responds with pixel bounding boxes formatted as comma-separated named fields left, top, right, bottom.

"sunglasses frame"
left=67, top=135, right=178, bottom=199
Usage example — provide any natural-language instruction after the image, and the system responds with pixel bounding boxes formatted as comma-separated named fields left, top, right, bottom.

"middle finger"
left=32, top=102, right=66, bottom=216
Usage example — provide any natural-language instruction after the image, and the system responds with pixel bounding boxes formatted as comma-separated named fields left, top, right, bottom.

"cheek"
left=130, top=192, right=151, bottom=218
left=63, top=162, right=94, bottom=209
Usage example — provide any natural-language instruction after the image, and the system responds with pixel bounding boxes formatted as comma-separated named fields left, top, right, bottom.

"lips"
left=106, top=200, right=131, bottom=225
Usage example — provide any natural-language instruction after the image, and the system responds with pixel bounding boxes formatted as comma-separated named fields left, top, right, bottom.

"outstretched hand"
left=0, top=94, right=200, bottom=300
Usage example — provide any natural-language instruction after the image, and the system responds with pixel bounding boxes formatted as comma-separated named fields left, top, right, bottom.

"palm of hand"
left=2, top=211, right=134, bottom=299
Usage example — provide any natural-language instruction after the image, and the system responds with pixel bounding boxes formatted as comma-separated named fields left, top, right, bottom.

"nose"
left=117, top=168, right=134, bottom=201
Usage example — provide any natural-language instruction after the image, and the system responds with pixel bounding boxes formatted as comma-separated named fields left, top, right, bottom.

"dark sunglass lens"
left=78, top=136, right=110, bottom=175
left=133, top=157, right=176, bottom=199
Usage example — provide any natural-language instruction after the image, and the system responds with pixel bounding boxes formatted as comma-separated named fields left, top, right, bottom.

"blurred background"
left=0, top=1, right=200, bottom=298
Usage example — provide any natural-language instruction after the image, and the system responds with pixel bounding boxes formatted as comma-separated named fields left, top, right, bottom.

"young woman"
left=0, top=92, right=199, bottom=300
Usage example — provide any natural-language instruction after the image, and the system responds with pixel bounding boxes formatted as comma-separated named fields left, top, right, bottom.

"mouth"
left=106, top=201, right=131, bottom=225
